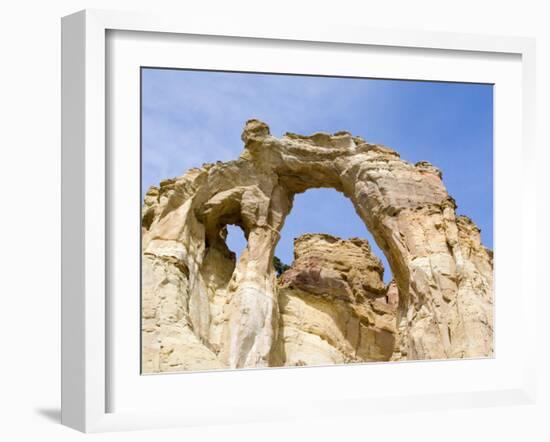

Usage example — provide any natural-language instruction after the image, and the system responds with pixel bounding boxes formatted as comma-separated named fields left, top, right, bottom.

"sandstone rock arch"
left=141, top=120, right=493, bottom=373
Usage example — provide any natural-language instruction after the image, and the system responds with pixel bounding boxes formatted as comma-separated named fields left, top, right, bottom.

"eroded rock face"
left=273, top=234, right=397, bottom=366
left=141, top=120, right=493, bottom=373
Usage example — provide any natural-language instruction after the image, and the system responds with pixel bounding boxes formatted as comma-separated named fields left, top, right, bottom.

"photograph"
left=140, top=68, right=494, bottom=374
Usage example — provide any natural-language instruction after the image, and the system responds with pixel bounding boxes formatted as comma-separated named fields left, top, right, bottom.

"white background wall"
left=0, top=1, right=547, bottom=440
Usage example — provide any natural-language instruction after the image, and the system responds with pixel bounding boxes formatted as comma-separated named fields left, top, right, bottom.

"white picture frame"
left=61, top=9, right=537, bottom=433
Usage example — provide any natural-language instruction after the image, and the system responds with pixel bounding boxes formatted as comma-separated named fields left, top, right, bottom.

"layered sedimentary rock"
left=141, top=120, right=493, bottom=373
left=273, top=234, right=397, bottom=367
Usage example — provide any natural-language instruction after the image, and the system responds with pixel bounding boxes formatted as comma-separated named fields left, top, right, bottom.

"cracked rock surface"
left=141, top=120, right=493, bottom=373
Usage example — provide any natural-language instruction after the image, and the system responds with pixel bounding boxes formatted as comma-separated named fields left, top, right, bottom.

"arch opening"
left=225, top=224, right=247, bottom=262
left=275, top=188, right=394, bottom=285
left=270, top=187, right=400, bottom=366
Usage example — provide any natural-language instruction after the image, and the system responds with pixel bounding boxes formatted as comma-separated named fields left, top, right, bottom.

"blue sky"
left=142, top=68, right=493, bottom=283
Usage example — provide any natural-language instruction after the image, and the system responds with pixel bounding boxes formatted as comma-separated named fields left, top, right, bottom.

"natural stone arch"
left=141, top=120, right=493, bottom=372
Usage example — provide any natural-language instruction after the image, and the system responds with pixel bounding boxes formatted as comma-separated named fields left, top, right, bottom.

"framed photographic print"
left=61, top=9, right=537, bottom=432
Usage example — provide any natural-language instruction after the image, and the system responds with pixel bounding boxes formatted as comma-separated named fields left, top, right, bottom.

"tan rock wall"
left=274, top=234, right=397, bottom=366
